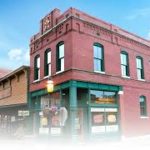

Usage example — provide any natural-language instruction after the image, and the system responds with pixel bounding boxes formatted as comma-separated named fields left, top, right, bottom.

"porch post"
left=69, top=81, right=78, bottom=141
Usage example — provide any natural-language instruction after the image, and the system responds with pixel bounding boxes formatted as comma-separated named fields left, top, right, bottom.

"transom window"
left=136, top=56, right=144, bottom=80
left=93, top=43, right=104, bottom=72
left=34, top=55, right=40, bottom=80
left=44, top=49, right=51, bottom=77
left=139, top=96, right=147, bottom=117
left=90, top=90, right=117, bottom=104
left=120, top=51, right=130, bottom=77
left=56, top=42, right=64, bottom=72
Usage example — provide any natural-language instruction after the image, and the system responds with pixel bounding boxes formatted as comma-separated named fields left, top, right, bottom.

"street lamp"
left=46, top=80, right=54, bottom=93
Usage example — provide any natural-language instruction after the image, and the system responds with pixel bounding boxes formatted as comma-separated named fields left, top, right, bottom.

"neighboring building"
left=29, top=7, right=150, bottom=140
left=0, top=66, right=30, bottom=136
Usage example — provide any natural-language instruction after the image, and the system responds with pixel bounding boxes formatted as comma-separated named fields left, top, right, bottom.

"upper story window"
left=120, top=51, right=130, bottom=77
left=136, top=56, right=144, bottom=80
left=56, top=42, right=64, bottom=72
left=93, top=43, right=104, bottom=72
left=34, top=55, right=40, bottom=80
left=44, top=49, right=51, bottom=77
left=139, top=96, right=147, bottom=117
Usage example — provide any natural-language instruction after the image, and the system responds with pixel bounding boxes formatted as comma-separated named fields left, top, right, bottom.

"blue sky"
left=0, top=0, right=150, bottom=70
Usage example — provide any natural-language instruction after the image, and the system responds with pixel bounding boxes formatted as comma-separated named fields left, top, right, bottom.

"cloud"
left=7, top=48, right=29, bottom=68
left=126, top=8, right=150, bottom=20
left=8, top=49, right=22, bottom=61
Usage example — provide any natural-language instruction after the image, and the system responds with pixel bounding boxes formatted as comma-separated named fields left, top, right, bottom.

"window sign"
left=91, top=107, right=119, bottom=134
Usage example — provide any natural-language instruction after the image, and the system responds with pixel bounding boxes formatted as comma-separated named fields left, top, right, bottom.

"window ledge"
left=44, top=76, right=50, bottom=79
left=138, top=79, right=145, bottom=82
left=56, top=70, right=64, bottom=74
left=94, top=71, right=105, bottom=74
left=140, top=116, right=149, bottom=119
left=122, top=76, right=130, bottom=79
left=33, top=79, right=40, bottom=83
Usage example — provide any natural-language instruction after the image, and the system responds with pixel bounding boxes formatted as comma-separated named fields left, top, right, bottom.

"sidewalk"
left=0, top=135, right=150, bottom=150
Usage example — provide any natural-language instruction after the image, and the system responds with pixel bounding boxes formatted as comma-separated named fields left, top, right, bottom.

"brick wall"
left=0, top=68, right=28, bottom=106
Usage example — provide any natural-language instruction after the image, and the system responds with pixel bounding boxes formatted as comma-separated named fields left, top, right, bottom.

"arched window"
left=44, top=49, right=51, bottom=77
left=93, top=43, right=104, bottom=72
left=56, top=42, right=64, bottom=72
left=120, top=51, right=130, bottom=77
left=139, top=96, right=147, bottom=116
left=34, top=55, right=40, bottom=80
left=136, top=56, right=144, bottom=80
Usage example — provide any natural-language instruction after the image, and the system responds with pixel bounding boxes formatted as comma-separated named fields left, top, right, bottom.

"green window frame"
left=139, top=96, right=147, bottom=116
left=120, top=51, right=130, bottom=77
left=56, top=42, right=64, bottom=72
left=34, top=55, right=40, bottom=80
left=44, top=49, right=51, bottom=77
left=136, top=56, right=144, bottom=80
left=93, top=43, right=104, bottom=72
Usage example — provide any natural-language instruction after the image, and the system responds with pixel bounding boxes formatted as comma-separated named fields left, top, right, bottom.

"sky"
left=0, top=0, right=150, bottom=70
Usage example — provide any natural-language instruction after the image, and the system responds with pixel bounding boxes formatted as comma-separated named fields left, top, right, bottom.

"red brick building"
left=29, top=7, right=150, bottom=140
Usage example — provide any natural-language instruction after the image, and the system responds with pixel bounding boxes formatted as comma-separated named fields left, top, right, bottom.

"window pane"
left=139, top=96, right=147, bottom=116
left=59, top=44, right=64, bottom=58
left=94, top=46, right=102, bottom=59
left=97, top=47, right=102, bottom=59
left=140, top=96, right=145, bottom=103
left=38, top=69, right=40, bottom=79
left=37, top=57, right=40, bottom=68
left=47, top=51, right=51, bottom=64
left=137, top=69, right=142, bottom=79
left=121, top=65, right=126, bottom=76
left=61, top=58, right=64, bottom=71
left=121, top=54, right=127, bottom=65
left=136, top=58, right=142, bottom=68
left=94, top=59, right=101, bottom=71
left=48, top=64, right=51, bottom=76
left=94, top=46, right=97, bottom=57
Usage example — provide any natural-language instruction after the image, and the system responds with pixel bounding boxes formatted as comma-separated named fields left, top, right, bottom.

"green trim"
left=30, top=80, right=122, bottom=98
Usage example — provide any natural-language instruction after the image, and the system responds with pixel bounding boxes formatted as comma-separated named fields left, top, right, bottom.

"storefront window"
left=90, top=90, right=117, bottom=104
left=91, top=108, right=119, bottom=134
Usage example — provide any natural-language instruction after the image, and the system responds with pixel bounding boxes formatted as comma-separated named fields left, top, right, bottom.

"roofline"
left=0, top=65, right=29, bottom=82
left=31, top=7, right=150, bottom=47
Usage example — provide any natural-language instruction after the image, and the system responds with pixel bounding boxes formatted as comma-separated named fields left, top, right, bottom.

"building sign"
left=0, top=87, right=11, bottom=100
left=106, top=125, right=118, bottom=132
left=39, top=128, right=49, bottom=134
left=95, top=98, right=116, bottom=104
left=92, top=126, right=105, bottom=133
left=51, top=127, right=61, bottom=135
left=91, top=108, right=105, bottom=112
left=18, top=110, right=30, bottom=116
left=93, top=114, right=103, bottom=124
